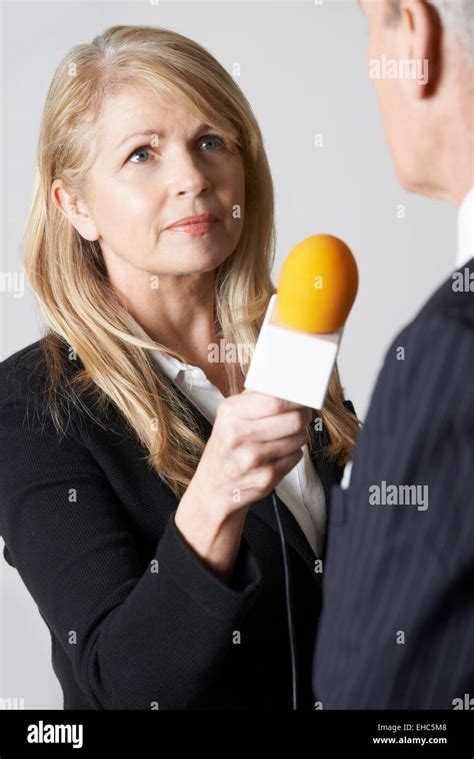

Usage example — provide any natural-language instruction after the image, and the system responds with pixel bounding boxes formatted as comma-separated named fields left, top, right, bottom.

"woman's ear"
left=398, top=0, right=443, bottom=99
left=51, top=179, right=100, bottom=241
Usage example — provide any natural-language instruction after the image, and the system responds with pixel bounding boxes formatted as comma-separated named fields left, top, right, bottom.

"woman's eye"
left=199, top=134, right=225, bottom=151
left=127, top=146, right=152, bottom=164
left=126, top=135, right=225, bottom=165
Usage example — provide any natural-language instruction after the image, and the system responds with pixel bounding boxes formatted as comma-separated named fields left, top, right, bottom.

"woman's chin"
left=159, top=242, right=232, bottom=271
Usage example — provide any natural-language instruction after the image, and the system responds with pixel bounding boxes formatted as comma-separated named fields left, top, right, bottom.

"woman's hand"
left=175, top=390, right=311, bottom=583
left=194, top=389, right=311, bottom=512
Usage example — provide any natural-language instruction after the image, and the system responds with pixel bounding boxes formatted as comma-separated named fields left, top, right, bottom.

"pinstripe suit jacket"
left=313, top=257, right=474, bottom=709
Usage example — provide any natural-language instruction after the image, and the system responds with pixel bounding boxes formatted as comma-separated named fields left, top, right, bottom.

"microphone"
left=244, top=234, right=358, bottom=709
left=244, top=234, right=358, bottom=409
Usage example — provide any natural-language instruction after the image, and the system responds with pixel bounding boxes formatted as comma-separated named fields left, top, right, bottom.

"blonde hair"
left=23, top=24, right=360, bottom=498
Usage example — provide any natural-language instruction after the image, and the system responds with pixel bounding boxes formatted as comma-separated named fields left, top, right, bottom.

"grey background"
left=1, top=0, right=456, bottom=709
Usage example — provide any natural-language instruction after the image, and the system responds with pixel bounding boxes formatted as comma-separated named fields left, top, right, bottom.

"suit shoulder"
left=383, top=307, right=473, bottom=381
left=0, top=339, right=50, bottom=401
left=375, top=306, right=474, bottom=431
left=384, top=261, right=474, bottom=364
left=0, top=335, right=77, bottom=429
left=416, top=260, right=474, bottom=329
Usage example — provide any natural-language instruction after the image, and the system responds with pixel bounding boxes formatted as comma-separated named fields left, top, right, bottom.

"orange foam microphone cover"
left=275, top=234, right=358, bottom=333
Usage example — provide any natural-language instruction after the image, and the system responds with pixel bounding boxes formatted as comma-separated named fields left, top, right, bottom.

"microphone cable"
left=271, top=489, right=298, bottom=711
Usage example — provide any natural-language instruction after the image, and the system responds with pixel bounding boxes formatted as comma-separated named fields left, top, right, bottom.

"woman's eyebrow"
left=115, top=123, right=212, bottom=151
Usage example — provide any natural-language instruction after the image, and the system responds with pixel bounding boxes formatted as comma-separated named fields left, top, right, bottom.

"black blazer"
left=0, top=337, right=352, bottom=710
left=313, top=257, right=474, bottom=709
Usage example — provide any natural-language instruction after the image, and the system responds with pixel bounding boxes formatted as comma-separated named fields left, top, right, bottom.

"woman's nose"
left=165, top=149, right=212, bottom=197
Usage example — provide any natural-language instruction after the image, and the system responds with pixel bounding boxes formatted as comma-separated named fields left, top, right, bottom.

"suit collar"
left=456, top=187, right=474, bottom=269
left=416, top=256, right=474, bottom=327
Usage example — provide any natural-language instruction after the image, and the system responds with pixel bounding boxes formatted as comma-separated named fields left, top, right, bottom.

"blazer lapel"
left=247, top=496, right=322, bottom=586
left=308, top=416, right=334, bottom=506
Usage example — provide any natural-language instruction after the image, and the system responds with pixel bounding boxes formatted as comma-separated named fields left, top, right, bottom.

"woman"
left=0, top=25, right=359, bottom=710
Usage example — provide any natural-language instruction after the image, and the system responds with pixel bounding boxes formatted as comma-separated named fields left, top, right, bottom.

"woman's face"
left=73, top=86, right=245, bottom=279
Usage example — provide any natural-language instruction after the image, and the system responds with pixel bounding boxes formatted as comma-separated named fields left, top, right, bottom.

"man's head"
left=359, top=0, right=474, bottom=205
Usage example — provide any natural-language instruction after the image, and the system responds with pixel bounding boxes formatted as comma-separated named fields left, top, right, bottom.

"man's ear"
left=51, top=180, right=99, bottom=242
left=398, top=0, right=442, bottom=98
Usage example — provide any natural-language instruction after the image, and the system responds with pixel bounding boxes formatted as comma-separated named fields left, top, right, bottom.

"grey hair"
left=386, top=0, right=474, bottom=61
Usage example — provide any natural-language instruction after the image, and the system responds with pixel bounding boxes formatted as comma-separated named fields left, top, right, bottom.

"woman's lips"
left=166, top=220, right=217, bottom=236
left=165, top=212, right=218, bottom=236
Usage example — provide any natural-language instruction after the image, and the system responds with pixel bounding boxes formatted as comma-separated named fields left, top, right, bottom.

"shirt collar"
left=128, top=316, right=207, bottom=384
left=456, top=186, right=474, bottom=269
